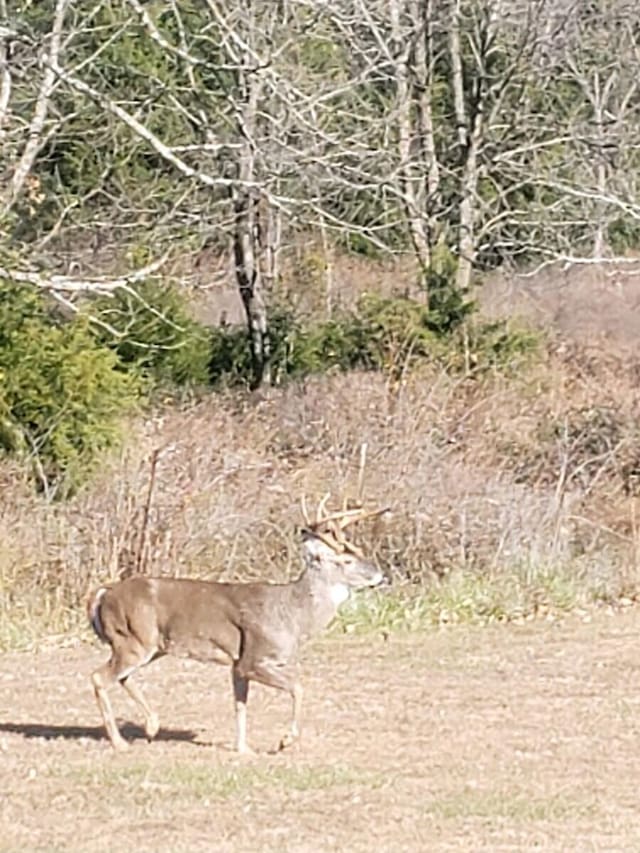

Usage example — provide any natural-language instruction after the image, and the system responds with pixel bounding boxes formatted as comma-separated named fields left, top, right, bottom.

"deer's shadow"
left=0, top=720, right=198, bottom=744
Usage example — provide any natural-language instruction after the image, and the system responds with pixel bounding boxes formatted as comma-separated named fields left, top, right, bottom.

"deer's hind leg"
left=91, top=655, right=130, bottom=752
left=121, top=672, right=160, bottom=740
left=91, top=642, right=159, bottom=750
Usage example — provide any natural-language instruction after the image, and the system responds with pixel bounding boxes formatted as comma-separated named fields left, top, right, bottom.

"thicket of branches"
left=1, top=1, right=640, bottom=398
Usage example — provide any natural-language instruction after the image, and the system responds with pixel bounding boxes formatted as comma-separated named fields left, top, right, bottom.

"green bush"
left=271, top=304, right=368, bottom=379
left=209, top=295, right=446, bottom=386
left=608, top=217, right=640, bottom=254
left=355, top=293, right=439, bottom=372
left=300, top=314, right=368, bottom=373
left=0, top=281, right=139, bottom=496
left=423, top=271, right=475, bottom=334
left=209, top=323, right=253, bottom=386
left=209, top=304, right=366, bottom=386
left=207, top=287, right=539, bottom=389
left=457, top=320, right=539, bottom=374
left=90, top=280, right=211, bottom=388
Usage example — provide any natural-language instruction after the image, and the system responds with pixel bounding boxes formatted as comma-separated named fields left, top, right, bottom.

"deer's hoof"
left=112, top=737, right=130, bottom=753
left=278, top=732, right=298, bottom=752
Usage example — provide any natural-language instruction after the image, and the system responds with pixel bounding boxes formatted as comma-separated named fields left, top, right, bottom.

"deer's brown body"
left=88, top=506, right=386, bottom=753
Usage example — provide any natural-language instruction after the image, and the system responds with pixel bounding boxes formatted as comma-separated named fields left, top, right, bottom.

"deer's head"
left=300, top=495, right=388, bottom=591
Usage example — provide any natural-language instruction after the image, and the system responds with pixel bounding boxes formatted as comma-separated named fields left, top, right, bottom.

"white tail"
left=87, top=500, right=387, bottom=753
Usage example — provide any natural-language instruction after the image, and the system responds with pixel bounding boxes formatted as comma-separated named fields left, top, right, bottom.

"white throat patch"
left=330, top=583, right=350, bottom=606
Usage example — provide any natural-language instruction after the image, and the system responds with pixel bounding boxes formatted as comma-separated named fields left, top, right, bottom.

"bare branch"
left=0, top=252, right=170, bottom=295
left=125, top=0, right=202, bottom=67
left=51, top=64, right=252, bottom=192
left=3, top=0, right=68, bottom=213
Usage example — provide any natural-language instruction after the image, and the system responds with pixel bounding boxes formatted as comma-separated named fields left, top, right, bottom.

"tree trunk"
left=232, top=7, right=271, bottom=389
left=411, top=0, right=440, bottom=211
left=390, top=0, right=431, bottom=303
left=3, top=0, right=68, bottom=214
left=450, top=0, right=496, bottom=292
left=592, top=72, right=609, bottom=258
left=232, top=186, right=271, bottom=388
left=456, top=116, right=482, bottom=291
left=450, top=0, right=474, bottom=291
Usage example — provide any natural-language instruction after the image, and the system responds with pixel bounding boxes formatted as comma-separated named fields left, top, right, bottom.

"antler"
left=300, top=494, right=390, bottom=559
left=316, top=492, right=331, bottom=525
left=334, top=505, right=391, bottom=530
left=301, top=492, right=346, bottom=527
left=356, top=442, right=367, bottom=505
left=300, top=441, right=389, bottom=554
left=303, top=495, right=390, bottom=529
left=300, top=495, right=311, bottom=527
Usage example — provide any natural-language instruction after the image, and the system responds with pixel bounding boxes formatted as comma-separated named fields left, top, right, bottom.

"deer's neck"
left=294, top=566, right=349, bottom=636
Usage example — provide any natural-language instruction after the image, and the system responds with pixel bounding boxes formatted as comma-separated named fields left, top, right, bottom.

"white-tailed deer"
left=87, top=499, right=387, bottom=754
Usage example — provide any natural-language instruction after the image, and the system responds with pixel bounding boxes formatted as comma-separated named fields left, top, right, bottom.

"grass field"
left=2, top=607, right=639, bottom=852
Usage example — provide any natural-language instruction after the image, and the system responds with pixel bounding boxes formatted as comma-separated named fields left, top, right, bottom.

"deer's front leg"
left=279, top=681, right=303, bottom=751
left=231, top=666, right=254, bottom=754
left=244, top=659, right=302, bottom=752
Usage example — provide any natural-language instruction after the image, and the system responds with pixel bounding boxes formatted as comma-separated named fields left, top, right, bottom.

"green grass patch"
left=335, top=565, right=585, bottom=635
left=59, top=761, right=382, bottom=802
left=425, top=787, right=599, bottom=822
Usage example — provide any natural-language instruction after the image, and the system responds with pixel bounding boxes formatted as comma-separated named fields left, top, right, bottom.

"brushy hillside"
left=2, top=272, right=640, bottom=650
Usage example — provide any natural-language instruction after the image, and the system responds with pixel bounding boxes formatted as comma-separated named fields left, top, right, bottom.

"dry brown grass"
left=3, top=610, right=640, bottom=851
left=3, top=313, right=640, bottom=648
left=481, top=258, right=640, bottom=351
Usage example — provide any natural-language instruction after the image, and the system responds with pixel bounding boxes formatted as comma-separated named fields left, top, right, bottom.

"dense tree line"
left=2, top=1, right=639, bottom=377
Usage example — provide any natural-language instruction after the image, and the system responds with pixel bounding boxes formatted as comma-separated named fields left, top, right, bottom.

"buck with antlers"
left=87, top=498, right=387, bottom=754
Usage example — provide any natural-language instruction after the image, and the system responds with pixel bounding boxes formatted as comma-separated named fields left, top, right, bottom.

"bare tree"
left=559, top=0, right=640, bottom=258
left=3, top=0, right=640, bottom=374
